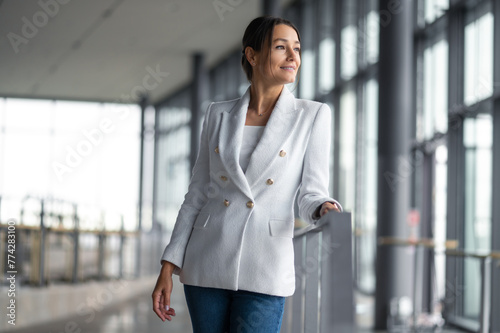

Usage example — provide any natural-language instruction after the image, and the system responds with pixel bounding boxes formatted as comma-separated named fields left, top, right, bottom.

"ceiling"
left=0, top=0, right=290, bottom=105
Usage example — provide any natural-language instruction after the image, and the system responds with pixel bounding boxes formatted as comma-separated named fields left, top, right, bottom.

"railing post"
left=285, top=213, right=354, bottom=333
left=119, top=215, right=125, bottom=279
left=72, top=204, right=79, bottom=284
left=39, top=199, right=46, bottom=286
left=292, top=237, right=305, bottom=333
left=98, top=231, right=105, bottom=280
left=479, top=257, right=491, bottom=333
left=320, top=213, right=354, bottom=332
left=304, top=231, right=321, bottom=333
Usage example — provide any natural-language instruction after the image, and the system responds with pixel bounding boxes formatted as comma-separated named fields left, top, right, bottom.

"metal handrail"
left=281, top=212, right=354, bottom=333
left=378, top=236, right=499, bottom=333
left=0, top=196, right=150, bottom=287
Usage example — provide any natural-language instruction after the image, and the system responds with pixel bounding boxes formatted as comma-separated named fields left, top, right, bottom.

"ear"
left=245, top=46, right=258, bottom=65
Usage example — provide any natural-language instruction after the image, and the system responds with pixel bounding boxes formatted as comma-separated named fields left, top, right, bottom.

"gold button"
left=279, top=150, right=286, bottom=157
left=266, top=178, right=274, bottom=185
left=220, top=175, right=228, bottom=181
left=246, top=201, right=254, bottom=208
left=215, top=146, right=220, bottom=154
left=224, top=199, right=230, bottom=207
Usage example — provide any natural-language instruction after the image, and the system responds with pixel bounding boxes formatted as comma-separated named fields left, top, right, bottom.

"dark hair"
left=241, top=16, right=301, bottom=82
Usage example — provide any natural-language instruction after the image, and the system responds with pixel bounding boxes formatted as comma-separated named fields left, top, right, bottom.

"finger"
left=165, top=307, right=174, bottom=321
left=152, top=291, right=167, bottom=321
left=163, top=290, right=175, bottom=320
left=160, top=294, right=167, bottom=315
left=321, top=203, right=339, bottom=216
left=164, top=288, right=171, bottom=313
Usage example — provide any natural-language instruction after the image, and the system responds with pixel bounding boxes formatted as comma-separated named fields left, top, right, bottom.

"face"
left=253, top=24, right=301, bottom=85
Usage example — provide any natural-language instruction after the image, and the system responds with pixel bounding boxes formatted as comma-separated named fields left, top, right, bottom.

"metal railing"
left=281, top=212, right=354, bottom=333
left=0, top=196, right=160, bottom=286
left=378, top=237, right=500, bottom=333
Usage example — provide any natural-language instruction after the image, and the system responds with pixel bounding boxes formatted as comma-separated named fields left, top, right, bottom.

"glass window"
left=463, top=115, right=492, bottom=252
left=298, top=0, right=316, bottom=100
left=341, top=25, right=358, bottom=80
left=364, top=10, right=379, bottom=65
left=319, top=38, right=335, bottom=93
left=424, top=0, right=449, bottom=24
left=433, top=144, right=447, bottom=300
left=464, top=10, right=493, bottom=106
left=422, top=38, right=448, bottom=139
left=356, top=79, right=378, bottom=292
left=318, top=0, right=336, bottom=94
left=340, top=0, right=358, bottom=80
left=339, top=84, right=357, bottom=212
left=0, top=99, right=141, bottom=231
left=463, top=114, right=492, bottom=319
left=156, top=105, right=191, bottom=231
left=300, top=49, right=316, bottom=99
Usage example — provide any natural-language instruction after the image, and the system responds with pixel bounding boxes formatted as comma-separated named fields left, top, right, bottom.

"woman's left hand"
left=319, top=202, right=340, bottom=217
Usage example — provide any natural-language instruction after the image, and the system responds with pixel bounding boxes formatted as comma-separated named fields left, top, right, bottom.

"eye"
left=275, top=45, right=285, bottom=50
left=294, top=47, right=301, bottom=52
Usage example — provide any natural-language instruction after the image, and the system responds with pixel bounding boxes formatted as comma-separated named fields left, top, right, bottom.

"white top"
left=239, top=125, right=265, bottom=172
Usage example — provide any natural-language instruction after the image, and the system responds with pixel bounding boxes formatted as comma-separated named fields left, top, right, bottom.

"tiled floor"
left=6, top=277, right=468, bottom=333
left=7, top=277, right=192, bottom=333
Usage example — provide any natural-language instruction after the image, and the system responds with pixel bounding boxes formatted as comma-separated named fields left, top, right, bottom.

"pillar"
left=490, top=0, right=500, bottom=330
left=374, top=0, right=414, bottom=329
left=262, top=0, right=281, bottom=17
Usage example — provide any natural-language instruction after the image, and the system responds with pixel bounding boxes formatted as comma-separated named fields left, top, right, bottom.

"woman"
left=152, top=16, right=342, bottom=332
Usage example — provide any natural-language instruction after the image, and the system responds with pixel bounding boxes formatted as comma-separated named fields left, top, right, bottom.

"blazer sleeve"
left=160, top=103, right=213, bottom=273
left=297, top=103, right=342, bottom=225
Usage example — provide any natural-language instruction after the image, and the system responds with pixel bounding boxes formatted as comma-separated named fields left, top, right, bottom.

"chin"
left=279, top=75, right=297, bottom=84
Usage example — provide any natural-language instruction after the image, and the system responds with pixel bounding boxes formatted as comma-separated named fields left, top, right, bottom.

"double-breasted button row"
left=279, top=149, right=286, bottom=157
left=223, top=199, right=254, bottom=208
left=220, top=175, right=228, bottom=181
left=266, top=178, right=274, bottom=185
left=215, top=146, right=220, bottom=154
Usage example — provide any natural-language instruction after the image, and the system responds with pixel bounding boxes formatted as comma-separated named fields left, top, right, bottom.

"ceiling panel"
left=0, top=0, right=292, bottom=104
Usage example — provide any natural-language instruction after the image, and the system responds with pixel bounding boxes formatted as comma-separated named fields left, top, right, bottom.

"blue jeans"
left=183, top=284, right=286, bottom=333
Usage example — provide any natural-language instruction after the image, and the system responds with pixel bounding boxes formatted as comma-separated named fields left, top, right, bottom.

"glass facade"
left=0, top=99, right=143, bottom=280
left=153, top=0, right=500, bottom=330
left=0, top=99, right=141, bottom=231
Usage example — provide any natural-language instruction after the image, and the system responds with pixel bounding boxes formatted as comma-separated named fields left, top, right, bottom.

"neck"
left=248, top=82, right=283, bottom=115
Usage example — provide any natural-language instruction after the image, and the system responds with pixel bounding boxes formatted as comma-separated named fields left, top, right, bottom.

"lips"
left=280, top=66, right=296, bottom=71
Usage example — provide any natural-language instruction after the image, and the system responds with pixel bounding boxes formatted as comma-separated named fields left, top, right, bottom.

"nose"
left=286, top=47, right=299, bottom=62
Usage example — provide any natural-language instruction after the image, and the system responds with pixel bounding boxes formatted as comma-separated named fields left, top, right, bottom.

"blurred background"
left=0, top=0, right=499, bottom=332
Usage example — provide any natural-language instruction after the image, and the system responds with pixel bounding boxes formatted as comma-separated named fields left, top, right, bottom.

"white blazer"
left=161, top=86, right=341, bottom=297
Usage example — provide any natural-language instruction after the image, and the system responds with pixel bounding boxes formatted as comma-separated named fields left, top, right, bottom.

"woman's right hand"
left=152, top=261, right=177, bottom=321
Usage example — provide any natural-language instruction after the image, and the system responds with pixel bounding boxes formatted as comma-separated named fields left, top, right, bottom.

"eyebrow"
left=273, top=38, right=300, bottom=44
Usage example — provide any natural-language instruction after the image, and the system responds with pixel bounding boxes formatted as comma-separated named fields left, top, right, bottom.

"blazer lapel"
left=218, top=88, right=253, bottom=199
left=218, top=86, right=301, bottom=197
left=245, top=86, right=301, bottom=189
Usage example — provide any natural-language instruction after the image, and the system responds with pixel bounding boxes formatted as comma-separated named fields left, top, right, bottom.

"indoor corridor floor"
left=8, top=277, right=192, bottom=333
left=6, top=276, right=467, bottom=333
